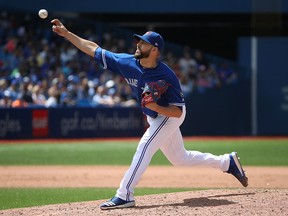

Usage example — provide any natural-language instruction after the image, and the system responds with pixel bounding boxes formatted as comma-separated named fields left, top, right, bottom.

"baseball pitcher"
left=51, top=19, right=248, bottom=210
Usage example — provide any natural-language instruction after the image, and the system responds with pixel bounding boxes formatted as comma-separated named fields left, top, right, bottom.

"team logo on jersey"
left=125, top=78, right=138, bottom=87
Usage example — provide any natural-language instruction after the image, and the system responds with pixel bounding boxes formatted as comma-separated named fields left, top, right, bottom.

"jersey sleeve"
left=94, top=47, right=133, bottom=74
left=94, top=47, right=119, bottom=72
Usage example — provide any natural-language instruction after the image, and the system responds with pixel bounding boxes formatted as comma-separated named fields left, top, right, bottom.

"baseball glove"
left=141, top=80, right=169, bottom=106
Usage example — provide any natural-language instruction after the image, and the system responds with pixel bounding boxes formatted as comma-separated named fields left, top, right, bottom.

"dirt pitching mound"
left=1, top=189, right=287, bottom=216
left=0, top=165, right=288, bottom=215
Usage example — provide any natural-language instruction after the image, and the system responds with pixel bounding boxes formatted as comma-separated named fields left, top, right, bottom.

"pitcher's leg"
left=116, top=116, right=170, bottom=201
left=161, top=129, right=230, bottom=171
left=116, top=135, right=156, bottom=201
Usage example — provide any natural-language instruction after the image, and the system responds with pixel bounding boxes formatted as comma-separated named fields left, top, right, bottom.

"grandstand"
left=0, top=0, right=287, bottom=137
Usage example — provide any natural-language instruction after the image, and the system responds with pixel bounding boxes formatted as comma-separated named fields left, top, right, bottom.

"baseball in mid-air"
left=38, top=9, right=48, bottom=19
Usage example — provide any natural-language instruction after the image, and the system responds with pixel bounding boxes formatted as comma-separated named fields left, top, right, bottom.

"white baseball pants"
left=116, top=106, right=230, bottom=201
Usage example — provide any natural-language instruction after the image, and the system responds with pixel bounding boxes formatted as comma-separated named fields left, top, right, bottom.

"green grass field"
left=0, top=138, right=287, bottom=210
left=0, top=139, right=288, bottom=166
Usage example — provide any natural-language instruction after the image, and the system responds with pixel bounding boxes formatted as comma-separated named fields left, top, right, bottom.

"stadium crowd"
left=0, top=12, right=238, bottom=108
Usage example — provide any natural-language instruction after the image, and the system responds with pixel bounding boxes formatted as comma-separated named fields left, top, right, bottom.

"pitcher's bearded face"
left=134, top=40, right=153, bottom=59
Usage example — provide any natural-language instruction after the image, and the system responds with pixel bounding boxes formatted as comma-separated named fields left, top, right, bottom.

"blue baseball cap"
left=133, top=31, right=164, bottom=52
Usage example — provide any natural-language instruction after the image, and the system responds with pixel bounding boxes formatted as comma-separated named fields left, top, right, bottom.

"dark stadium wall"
left=181, top=82, right=251, bottom=136
left=0, top=107, right=144, bottom=139
left=238, top=37, right=288, bottom=135
left=1, top=0, right=287, bottom=14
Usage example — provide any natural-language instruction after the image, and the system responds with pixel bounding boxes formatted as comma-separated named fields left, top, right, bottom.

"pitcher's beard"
left=134, top=52, right=142, bottom=59
left=134, top=49, right=151, bottom=59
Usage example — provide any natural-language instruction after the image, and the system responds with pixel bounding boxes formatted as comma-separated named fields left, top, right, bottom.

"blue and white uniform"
left=95, top=47, right=185, bottom=117
left=94, top=47, right=230, bottom=201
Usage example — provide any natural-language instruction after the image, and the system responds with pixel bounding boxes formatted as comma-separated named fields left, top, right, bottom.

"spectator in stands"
left=119, top=86, right=138, bottom=107
left=115, top=76, right=138, bottom=107
left=0, top=90, right=13, bottom=107
left=178, top=73, right=194, bottom=97
left=45, top=86, right=60, bottom=107
left=92, top=84, right=117, bottom=107
left=76, top=76, right=94, bottom=106
left=11, top=93, right=28, bottom=108
left=0, top=79, right=9, bottom=99
left=31, top=84, right=46, bottom=106
left=37, top=42, right=50, bottom=66
left=19, top=77, right=34, bottom=105
left=178, top=48, right=197, bottom=77
left=6, top=79, right=19, bottom=100
left=59, top=82, right=77, bottom=107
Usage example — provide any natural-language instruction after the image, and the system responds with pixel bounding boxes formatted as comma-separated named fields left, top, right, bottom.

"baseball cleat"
left=100, top=196, right=135, bottom=210
left=226, top=152, right=248, bottom=187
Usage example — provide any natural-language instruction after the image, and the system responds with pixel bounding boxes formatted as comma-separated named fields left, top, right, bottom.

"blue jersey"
left=94, top=47, right=185, bottom=117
